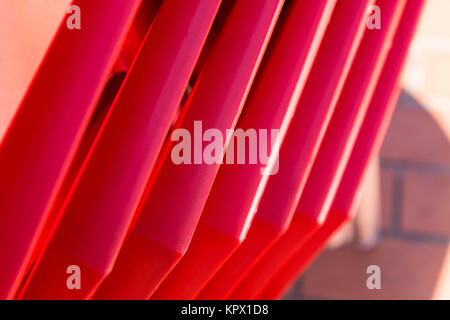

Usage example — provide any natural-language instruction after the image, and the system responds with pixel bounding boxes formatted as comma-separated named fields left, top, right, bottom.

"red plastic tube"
left=93, top=0, right=283, bottom=300
left=20, top=0, right=221, bottom=299
left=0, top=0, right=142, bottom=299
left=16, top=73, right=127, bottom=299
left=258, top=0, right=425, bottom=299
left=153, top=0, right=338, bottom=300
left=229, top=0, right=406, bottom=299
left=176, top=0, right=339, bottom=300
left=24, top=0, right=163, bottom=270
left=208, top=0, right=372, bottom=299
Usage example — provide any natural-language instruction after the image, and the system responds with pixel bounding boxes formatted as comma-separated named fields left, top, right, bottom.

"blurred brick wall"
left=286, top=0, right=450, bottom=300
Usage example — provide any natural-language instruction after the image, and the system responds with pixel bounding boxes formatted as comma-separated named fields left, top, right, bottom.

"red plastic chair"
left=229, top=0, right=407, bottom=299
left=0, top=0, right=142, bottom=299
left=19, top=0, right=221, bottom=299
left=258, top=0, right=425, bottom=299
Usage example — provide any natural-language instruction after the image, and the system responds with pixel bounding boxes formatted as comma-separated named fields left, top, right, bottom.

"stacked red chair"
left=0, top=0, right=424, bottom=299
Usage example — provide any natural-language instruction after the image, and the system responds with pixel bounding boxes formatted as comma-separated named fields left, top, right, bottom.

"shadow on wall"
left=285, top=89, right=450, bottom=300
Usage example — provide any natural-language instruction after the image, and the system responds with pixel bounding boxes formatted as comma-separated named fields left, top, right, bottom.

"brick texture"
left=380, top=168, right=394, bottom=231
left=301, top=238, right=450, bottom=300
left=402, top=170, right=450, bottom=237
left=380, top=103, right=450, bottom=166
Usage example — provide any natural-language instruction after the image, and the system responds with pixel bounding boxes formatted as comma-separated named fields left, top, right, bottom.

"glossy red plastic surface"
left=153, top=0, right=337, bottom=300
left=0, top=0, right=424, bottom=300
left=94, top=0, right=283, bottom=300
left=0, top=0, right=142, bottom=299
left=20, top=0, right=221, bottom=299
left=258, top=0, right=425, bottom=299
left=196, top=0, right=344, bottom=300
left=226, top=0, right=376, bottom=299
left=229, top=0, right=406, bottom=299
